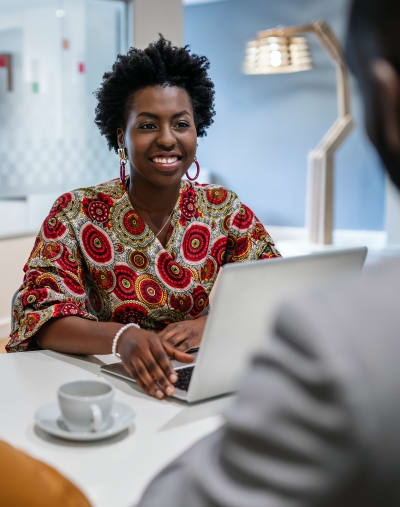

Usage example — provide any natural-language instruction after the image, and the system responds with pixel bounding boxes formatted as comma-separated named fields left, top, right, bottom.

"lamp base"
left=306, top=149, right=334, bottom=245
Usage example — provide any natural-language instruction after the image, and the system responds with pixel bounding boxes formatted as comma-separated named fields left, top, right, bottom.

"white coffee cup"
left=57, top=380, right=115, bottom=433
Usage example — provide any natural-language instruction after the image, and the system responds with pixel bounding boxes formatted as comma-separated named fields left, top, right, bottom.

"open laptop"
left=101, top=247, right=367, bottom=402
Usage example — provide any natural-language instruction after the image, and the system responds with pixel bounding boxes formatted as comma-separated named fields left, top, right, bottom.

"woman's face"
left=118, top=85, right=197, bottom=188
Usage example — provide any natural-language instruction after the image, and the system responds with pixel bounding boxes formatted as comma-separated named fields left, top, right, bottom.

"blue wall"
left=184, top=0, right=385, bottom=230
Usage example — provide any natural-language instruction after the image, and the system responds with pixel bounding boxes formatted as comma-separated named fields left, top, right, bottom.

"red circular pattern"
left=89, top=201, right=109, bottom=222
left=170, top=293, right=193, bottom=313
left=82, top=192, right=113, bottom=225
left=232, top=204, right=254, bottom=230
left=80, top=223, right=113, bottom=264
left=123, top=210, right=145, bottom=235
left=60, top=272, right=85, bottom=295
left=50, top=193, right=72, bottom=215
left=201, top=257, right=216, bottom=282
left=252, top=221, right=266, bottom=241
left=113, top=264, right=137, bottom=300
left=42, top=242, right=62, bottom=260
left=190, top=286, right=208, bottom=317
left=43, top=216, right=67, bottom=240
left=57, top=247, right=79, bottom=273
left=130, top=250, right=149, bottom=271
left=22, top=288, right=48, bottom=307
left=113, top=302, right=148, bottom=325
left=23, top=269, right=41, bottom=285
left=232, top=236, right=251, bottom=260
left=182, top=224, right=211, bottom=263
left=222, top=213, right=231, bottom=233
left=54, top=302, right=83, bottom=318
left=135, top=275, right=166, bottom=307
left=25, top=313, right=40, bottom=331
left=180, top=188, right=199, bottom=225
left=206, top=187, right=228, bottom=205
left=211, top=236, right=228, bottom=267
left=156, top=252, right=192, bottom=290
left=36, top=274, right=60, bottom=292
left=93, top=269, right=115, bottom=292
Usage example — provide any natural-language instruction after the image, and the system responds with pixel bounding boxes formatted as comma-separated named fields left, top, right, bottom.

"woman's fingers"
left=145, top=347, right=176, bottom=396
left=131, top=358, right=165, bottom=399
left=163, top=341, right=195, bottom=363
left=150, top=339, right=178, bottom=383
left=175, top=339, right=192, bottom=352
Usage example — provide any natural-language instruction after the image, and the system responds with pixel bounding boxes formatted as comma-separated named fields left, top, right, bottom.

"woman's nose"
left=156, top=125, right=176, bottom=149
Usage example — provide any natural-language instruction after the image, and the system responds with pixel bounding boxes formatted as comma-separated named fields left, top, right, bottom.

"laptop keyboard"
left=174, top=366, right=194, bottom=391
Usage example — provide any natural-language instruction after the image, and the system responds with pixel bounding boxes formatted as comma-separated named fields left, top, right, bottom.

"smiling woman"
left=7, top=36, right=280, bottom=399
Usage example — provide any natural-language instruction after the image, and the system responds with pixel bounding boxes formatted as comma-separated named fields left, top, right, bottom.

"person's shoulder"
left=49, top=179, right=124, bottom=215
left=275, top=258, right=400, bottom=383
left=71, top=178, right=124, bottom=201
left=287, top=258, right=400, bottom=318
left=187, top=180, right=239, bottom=205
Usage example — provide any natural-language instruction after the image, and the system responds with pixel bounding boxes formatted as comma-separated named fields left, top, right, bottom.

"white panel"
left=385, top=175, right=400, bottom=246
left=133, top=0, right=182, bottom=48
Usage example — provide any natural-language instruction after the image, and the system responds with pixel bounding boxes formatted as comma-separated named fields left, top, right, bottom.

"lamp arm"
left=311, top=20, right=351, bottom=118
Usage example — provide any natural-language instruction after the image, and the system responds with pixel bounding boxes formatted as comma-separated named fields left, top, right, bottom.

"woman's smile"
left=120, top=85, right=197, bottom=188
left=149, top=152, right=183, bottom=172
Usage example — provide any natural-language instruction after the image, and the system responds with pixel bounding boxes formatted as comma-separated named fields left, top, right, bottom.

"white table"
left=0, top=350, right=232, bottom=506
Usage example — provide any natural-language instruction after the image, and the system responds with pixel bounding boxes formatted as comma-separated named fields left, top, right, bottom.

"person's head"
left=95, top=36, right=215, bottom=188
left=346, top=0, right=400, bottom=189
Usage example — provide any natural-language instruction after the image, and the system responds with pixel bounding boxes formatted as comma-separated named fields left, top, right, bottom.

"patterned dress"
left=7, top=179, right=280, bottom=352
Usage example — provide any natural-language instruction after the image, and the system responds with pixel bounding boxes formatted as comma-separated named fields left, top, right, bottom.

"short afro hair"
left=94, top=35, right=216, bottom=153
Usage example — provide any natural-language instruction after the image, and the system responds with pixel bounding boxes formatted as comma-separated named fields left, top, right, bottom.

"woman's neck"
left=127, top=172, right=181, bottom=215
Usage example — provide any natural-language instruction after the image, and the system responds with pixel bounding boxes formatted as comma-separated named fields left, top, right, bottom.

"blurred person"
left=137, top=0, right=400, bottom=505
left=6, top=37, right=279, bottom=399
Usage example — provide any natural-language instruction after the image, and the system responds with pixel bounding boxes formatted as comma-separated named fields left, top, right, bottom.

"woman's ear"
left=116, top=128, right=125, bottom=148
left=371, top=59, right=400, bottom=152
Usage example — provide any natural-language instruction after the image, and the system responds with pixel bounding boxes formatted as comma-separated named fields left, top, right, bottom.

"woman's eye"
left=175, top=121, right=190, bottom=129
left=138, top=123, right=157, bottom=130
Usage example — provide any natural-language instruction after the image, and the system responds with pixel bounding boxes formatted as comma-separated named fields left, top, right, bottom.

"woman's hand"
left=158, top=316, right=207, bottom=353
left=117, top=327, right=194, bottom=399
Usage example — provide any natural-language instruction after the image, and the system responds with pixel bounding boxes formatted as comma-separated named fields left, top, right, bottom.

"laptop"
left=101, top=247, right=367, bottom=402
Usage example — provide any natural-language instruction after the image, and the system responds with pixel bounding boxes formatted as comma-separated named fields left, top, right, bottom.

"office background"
left=0, top=0, right=387, bottom=232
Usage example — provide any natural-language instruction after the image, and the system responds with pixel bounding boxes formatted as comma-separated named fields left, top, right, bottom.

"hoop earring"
left=118, top=147, right=127, bottom=190
left=186, top=157, right=200, bottom=181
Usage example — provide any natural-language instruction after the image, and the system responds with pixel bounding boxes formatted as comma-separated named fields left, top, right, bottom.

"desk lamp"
left=243, top=20, right=353, bottom=244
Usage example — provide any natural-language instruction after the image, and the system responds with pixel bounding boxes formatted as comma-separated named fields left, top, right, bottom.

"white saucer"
left=34, top=401, right=135, bottom=441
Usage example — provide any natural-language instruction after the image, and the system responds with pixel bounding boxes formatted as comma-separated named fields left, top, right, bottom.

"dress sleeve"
left=225, top=201, right=280, bottom=263
left=7, top=196, right=98, bottom=352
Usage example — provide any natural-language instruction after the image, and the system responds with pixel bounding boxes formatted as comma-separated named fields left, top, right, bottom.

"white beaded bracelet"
left=112, top=323, right=140, bottom=358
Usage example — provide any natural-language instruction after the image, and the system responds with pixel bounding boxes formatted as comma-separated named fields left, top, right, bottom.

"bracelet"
left=112, top=323, right=139, bottom=358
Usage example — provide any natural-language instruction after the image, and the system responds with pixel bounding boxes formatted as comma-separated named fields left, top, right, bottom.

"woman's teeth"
left=152, top=157, right=178, bottom=164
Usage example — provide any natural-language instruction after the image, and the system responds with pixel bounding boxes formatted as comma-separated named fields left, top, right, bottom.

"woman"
left=7, top=37, right=280, bottom=399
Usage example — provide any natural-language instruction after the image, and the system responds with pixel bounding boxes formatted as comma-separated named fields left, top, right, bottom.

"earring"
left=186, top=157, right=200, bottom=181
left=118, top=147, right=127, bottom=190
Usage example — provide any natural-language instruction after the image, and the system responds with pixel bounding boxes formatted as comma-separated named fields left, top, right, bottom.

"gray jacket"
left=138, top=260, right=400, bottom=506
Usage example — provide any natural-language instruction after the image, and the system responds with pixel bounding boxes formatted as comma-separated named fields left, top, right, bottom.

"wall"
left=184, top=0, right=385, bottom=230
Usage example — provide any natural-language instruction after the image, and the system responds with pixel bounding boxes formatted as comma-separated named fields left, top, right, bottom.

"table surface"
left=0, top=350, right=232, bottom=507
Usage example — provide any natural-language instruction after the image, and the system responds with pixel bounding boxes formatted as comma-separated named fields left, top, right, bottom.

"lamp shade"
left=243, top=35, right=312, bottom=75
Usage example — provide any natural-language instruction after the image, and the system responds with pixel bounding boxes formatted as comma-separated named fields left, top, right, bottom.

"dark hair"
left=94, top=36, right=215, bottom=152
left=346, top=0, right=400, bottom=74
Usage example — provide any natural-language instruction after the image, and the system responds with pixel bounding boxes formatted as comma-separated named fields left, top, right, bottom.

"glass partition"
left=0, top=0, right=130, bottom=199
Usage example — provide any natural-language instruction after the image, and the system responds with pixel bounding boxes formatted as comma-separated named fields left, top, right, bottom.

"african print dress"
left=7, top=179, right=280, bottom=351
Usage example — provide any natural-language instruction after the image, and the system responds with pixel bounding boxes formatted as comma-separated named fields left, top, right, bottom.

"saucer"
left=34, top=401, right=135, bottom=441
